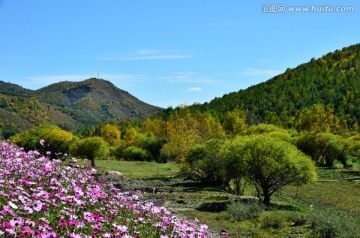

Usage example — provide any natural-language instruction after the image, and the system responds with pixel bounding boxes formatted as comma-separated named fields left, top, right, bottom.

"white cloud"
left=188, top=87, right=202, bottom=92
left=243, top=68, right=282, bottom=77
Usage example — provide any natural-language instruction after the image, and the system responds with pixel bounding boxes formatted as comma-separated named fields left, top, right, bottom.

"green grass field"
left=93, top=160, right=360, bottom=237
left=95, top=160, right=180, bottom=179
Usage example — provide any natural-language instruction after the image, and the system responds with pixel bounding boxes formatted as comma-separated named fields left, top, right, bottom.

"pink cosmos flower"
left=0, top=142, right=212, bottom=237
left=84, top=212, right=94, bottom=222
left=33, top=200, right=43, bottom=212
left=23, top=226, right=35, bottom=236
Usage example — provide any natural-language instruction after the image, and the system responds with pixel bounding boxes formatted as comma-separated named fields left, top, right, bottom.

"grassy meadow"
left=94, top=159, right=360, bottom=238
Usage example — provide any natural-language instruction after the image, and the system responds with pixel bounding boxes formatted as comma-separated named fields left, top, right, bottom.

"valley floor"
left=94, top=160, right=360, bottom=238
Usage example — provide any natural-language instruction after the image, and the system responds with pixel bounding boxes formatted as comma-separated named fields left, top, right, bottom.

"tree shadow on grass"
left=170, top=180, right=223, bottom=193
left=196, top=202, right=231, bottom=213
left=340, top=170, right=360, bottom=178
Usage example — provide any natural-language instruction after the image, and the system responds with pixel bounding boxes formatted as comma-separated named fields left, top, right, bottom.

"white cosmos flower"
left=8, top=201, right=18, bottom=209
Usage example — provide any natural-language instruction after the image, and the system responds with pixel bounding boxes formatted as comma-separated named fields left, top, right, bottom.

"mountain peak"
left=0, top=78, right=163, bottom=137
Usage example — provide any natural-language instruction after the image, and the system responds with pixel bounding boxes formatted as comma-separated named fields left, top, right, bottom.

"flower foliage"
left=0, top=142, right=211, bottom=237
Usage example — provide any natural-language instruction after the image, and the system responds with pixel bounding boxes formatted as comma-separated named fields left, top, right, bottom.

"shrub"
left=158, top=149, right=176, bottom=163
left=123, top=146, right=150, bottom=161
left=260, top=211, right=287, bottom=229
left=310, top=208, right=360, bottom=238
left=227, top=202, right=265, bottom=221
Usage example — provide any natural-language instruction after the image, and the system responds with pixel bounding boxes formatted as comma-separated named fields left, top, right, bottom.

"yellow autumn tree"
left=296, top=104, right=341, bottom=133
left=124, top=127, right=138, bottom=146
left=222, top=109, right=247, bottom=137
left=101, top=124, right=120, bottom=146
left=161, top=107, right=224, bottom=164
left=141, top=118, right=168, bottom=139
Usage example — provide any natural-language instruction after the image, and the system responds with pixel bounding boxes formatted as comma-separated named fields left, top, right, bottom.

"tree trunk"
left=90, top=157, right=95, bottom=167
left=263, top=192, right=271, bottom=206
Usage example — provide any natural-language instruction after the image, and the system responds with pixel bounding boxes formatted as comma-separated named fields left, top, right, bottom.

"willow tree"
left=241, top=135, right=317, bottom=205
left=70, top=137, right=108, bottom=167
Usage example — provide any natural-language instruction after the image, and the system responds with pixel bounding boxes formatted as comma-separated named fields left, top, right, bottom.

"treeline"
left=10, top=105, right=360, bottom=169
left=9, top=106, right=360, bottom=204
left=192, top=43, right=360, bottom=131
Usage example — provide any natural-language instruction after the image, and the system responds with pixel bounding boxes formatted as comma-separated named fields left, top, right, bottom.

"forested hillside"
left=193, top=43, right=360, bottom=131
left=0, top=78, right=163, bottom=139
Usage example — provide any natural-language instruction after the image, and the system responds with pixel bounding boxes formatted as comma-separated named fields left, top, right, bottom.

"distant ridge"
left=0, top=78, right=163, bottom=138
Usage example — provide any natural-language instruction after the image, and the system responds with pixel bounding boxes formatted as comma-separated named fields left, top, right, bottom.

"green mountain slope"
left=193, top=43, right=360, bottom=130
left=0, top=78, right=163, bottom=138
left=32, top=78, right=163, bottom=127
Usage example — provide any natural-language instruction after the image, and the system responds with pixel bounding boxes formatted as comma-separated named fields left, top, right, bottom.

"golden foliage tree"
left=296, top=104, right=341, bottom=133
left=101, top=124, right=120, bottom=146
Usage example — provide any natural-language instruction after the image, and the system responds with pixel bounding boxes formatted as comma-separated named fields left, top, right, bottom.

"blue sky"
left=0, top=0, right=359, bottom=108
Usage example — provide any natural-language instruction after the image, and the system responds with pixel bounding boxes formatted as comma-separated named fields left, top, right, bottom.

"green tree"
left=241, top=135, right=317, bottom=205
left=221, top=138, right=248, bottom=195
left=185, top=139, right=226, bottom=186
left=296, top=132, right=347, bottom=167
left=69, top=137, right=108, bottom=167
left=137, top=133, right=166, bottom=162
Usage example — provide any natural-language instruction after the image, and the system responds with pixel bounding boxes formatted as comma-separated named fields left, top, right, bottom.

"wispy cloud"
left=242, top=68, right=282, bottom=77
left=97, top=49, right=190, bottom=61
left=188, top=87, right=202, bottom=92
left=258, top=59, right=271, bottom=63
left=158, top=72, right=217, bottom=84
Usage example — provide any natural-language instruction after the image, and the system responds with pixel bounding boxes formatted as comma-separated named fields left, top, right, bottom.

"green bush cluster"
left=226, top=201, right=265, bottom=221
left=296, top=132, right=360, bottom=167
left=123, top=146, right=150, bottom=161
